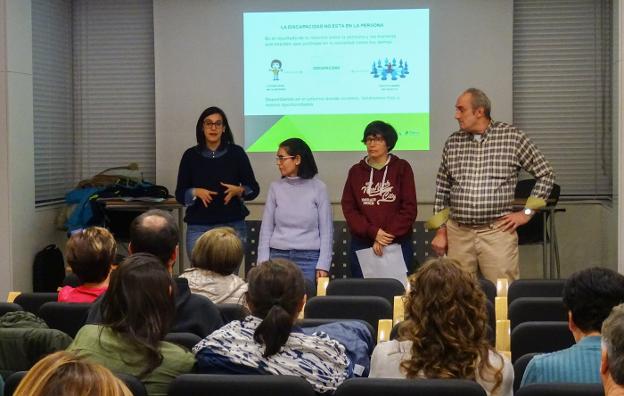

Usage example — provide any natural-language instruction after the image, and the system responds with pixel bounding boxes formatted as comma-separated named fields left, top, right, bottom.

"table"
left=96, top=198, right=186, bottom=274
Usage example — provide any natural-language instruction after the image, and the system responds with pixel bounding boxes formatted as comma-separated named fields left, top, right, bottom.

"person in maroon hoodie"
left=341, top=121, right=418, bottom=277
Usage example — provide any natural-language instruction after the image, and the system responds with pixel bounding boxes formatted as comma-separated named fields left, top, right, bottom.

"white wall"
left=0, top=0, right=66, bottom=298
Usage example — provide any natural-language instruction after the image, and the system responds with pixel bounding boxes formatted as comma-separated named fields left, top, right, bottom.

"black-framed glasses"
left=364, top=135, right=385, bottom=144
left=203, top=120, right=223, bottom=129
left=275, top=155, right=295, bottom=163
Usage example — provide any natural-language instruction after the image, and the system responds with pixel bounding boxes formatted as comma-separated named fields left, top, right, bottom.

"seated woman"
left=67, top=253, right=195, bottom=396
left=58, top=227, right=116, bottom=303
left=179, top=226, right=247, bottom=304
left=369, top=258, right=513, bottom=396
left=193, top=258, right=350, bottom=394
left=14, top=350, right=131, bottom=396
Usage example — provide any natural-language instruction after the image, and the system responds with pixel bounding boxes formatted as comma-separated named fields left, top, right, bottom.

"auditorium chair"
left=507, top=279, right=565, bottom=304
left=325, top=278, right=405, bottom=306
left=304, top=295, right=392, bottom=341
left=215, top=303, right=249, bottom=324
left=334, top=378, right=487, bottom=396
left=515, top=383, right=604, bottom=396
left=511, top=321, right=574, bottom=363
left=164, top=332, right=202, bottom=351
left=168, top=374, right=316, bottom=396
left=0, top=302, right=22, bottom=317
left=508, top=297, right=567, bottom=329
left=513, top=352, right=539, bottom=392
left=13, top=293, right=57, bottom=315
left=38, top=302, right=90, bottom=338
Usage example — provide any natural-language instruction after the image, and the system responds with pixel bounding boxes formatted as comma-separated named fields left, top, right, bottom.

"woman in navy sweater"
left=175, top=106, right=259, bottom=255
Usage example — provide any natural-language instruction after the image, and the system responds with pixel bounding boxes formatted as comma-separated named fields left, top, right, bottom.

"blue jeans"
left=269, top=248, right=319, bottom=284
left=186, top=220, right=247, bottom=259
left=348, top=237, right=413, bottom=278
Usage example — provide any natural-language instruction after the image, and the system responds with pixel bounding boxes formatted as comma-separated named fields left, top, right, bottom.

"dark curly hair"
left=398, top=258, right=503, bottom=392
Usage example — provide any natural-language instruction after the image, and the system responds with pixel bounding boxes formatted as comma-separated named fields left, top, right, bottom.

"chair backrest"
left=334, top=378, right=487, bottom=396
left=38, top=302, right=91, bottom=338
left=4, top=370, right=26, bottom=396
left=325, top=278, right=405, bottom=306
left=164, top=332, right=202, bottom=351
left=478, top=278, right=496, bottom=304
left=508, top=279, right=565, bottom=304
left=216, top=303, right=249, bottom=324
left=168, top=374, right=316, bottom=396
left=513, top=352, right=539, bottom=392
left=509, top=297, right=567, bottom=329
left=5, top=370, right=148, bottom=396
left=515, top=383, right=604, bottom=396
left=13, top=293, right=58, bottom=314
left=0, top=302, right=23, bottom=317
left=304, top=296, right=392, bottom=341
left=115, top=372, right=148, bottom=396
left=510, top=321, right=574, bottom=363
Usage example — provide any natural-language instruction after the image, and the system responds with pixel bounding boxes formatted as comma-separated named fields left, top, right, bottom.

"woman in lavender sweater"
left=258, top=138, right=333, bottom=283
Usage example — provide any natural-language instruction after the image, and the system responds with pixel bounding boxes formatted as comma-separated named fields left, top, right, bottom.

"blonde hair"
left=66, top=226, right=116, bottom=283
left=399, top=258, right=503, bottom=392
left=14, top=351, right=132, bottom=396
left=191, top=227, right=244, bottom=275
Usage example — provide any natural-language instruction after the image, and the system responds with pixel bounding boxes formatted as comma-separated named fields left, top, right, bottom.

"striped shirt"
left=434, top=121, right=555, bottom=225
left=520, top=335, right=602, bottom=386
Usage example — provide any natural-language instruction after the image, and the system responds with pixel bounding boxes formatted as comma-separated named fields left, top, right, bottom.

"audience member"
left=193, top=258, right=351, bottom=394
left=521, top=267, right=624, bottom=386
left=68, top=253, right=195, bottom=396
left=58, top=226, right=115, bottom=303
left=13, top=350, right=131, bottom=396
left=369, top=257, right=513, bottom=396
left=601, top=303, right=624, bottom=396
left=179, top=226, right=247, bottom=304
left=86, top=209, right=223, bottom=337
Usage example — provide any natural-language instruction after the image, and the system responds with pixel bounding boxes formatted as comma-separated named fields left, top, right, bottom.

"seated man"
left=521, top=267, right=624, bottom=386
left=600, top=303, right=624, bottom=396
left=87, top=209, right=223, bottom=337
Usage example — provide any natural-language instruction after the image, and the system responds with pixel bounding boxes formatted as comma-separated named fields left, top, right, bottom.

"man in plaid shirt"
left=431, top=88, right=555, bottom=282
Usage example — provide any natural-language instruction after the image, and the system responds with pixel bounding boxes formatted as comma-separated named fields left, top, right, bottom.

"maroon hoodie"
left=341, top=154, right=417, bottom=243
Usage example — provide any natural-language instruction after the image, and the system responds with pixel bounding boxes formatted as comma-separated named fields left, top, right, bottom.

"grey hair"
left=602, top=303, right=624, bottom=385
left=463, top=88, right=491, bottom=118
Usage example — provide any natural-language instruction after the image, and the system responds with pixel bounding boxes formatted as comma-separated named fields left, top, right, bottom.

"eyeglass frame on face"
left=275, top=155, right=295, bottom=163
left=203, top=119, right=224, bottom=129
left=364, top=135, right=385, bottom=145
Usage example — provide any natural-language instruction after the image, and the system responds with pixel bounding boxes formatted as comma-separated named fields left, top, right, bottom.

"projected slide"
left=243, top=9, right=429, bottom=152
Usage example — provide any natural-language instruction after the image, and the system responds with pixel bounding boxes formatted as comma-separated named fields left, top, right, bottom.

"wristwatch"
left=523, top=208, right=535, bottom=216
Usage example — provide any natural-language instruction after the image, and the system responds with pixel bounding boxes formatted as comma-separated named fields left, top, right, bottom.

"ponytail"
left=247, top=259, right=305, bottom=358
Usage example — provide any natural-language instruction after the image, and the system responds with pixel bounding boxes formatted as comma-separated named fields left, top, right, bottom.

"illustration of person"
left=271, top=59, right=282, bottom=81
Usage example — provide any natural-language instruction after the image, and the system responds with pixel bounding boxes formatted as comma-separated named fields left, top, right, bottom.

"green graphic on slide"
left=246, top=113, right=429, bottom=152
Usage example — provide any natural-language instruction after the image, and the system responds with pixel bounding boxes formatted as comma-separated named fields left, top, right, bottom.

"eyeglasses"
left=364, top=135, right=385, bottom=144
left=275, top=155, right=295, bottom=163
left=203, top=120, right=223, bottom=129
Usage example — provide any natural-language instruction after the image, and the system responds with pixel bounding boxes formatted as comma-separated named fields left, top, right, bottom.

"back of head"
left=14, top=350, right=131, bottom=396
left=65, top=226, right=116, bottom=284
left=247, top=259, right=305, bottom=357
left=563, top=267, right=624, bottom=333
left=602, top=304, right=624, bottom=386
left=279, top=137, right=318, bottom=179
left=400, top=258, right=496, bottom=384
left=191, top=227, right=244, bottom=275
left=362, top=120, right=398, bottom=151
left=129, top=209, right=178, bottom=266
left=101, top=253, right=175, bottom=377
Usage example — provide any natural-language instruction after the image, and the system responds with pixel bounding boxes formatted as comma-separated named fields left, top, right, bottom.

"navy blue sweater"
left=175, top=144, right=259, bottom=225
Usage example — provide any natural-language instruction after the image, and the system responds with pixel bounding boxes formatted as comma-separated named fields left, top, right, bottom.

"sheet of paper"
left=355, top=243, right=408, bottom=287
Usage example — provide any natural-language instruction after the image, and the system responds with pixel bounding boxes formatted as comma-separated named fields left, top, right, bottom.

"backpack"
left=33, top=245, right=65, bottom=292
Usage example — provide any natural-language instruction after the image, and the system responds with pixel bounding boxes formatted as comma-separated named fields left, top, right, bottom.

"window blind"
left=32, top=0, right=73, bottom=206
left=513, top=0, right=613, bottom=198
left=72, top=0, right=156, bottom=184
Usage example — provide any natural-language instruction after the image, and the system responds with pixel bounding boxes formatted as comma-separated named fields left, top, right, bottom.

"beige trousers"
left=446, top=219, right=519, bottom=283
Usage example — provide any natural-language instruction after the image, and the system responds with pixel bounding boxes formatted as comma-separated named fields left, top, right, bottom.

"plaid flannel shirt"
left=434, top=121, right=555, bottom=225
